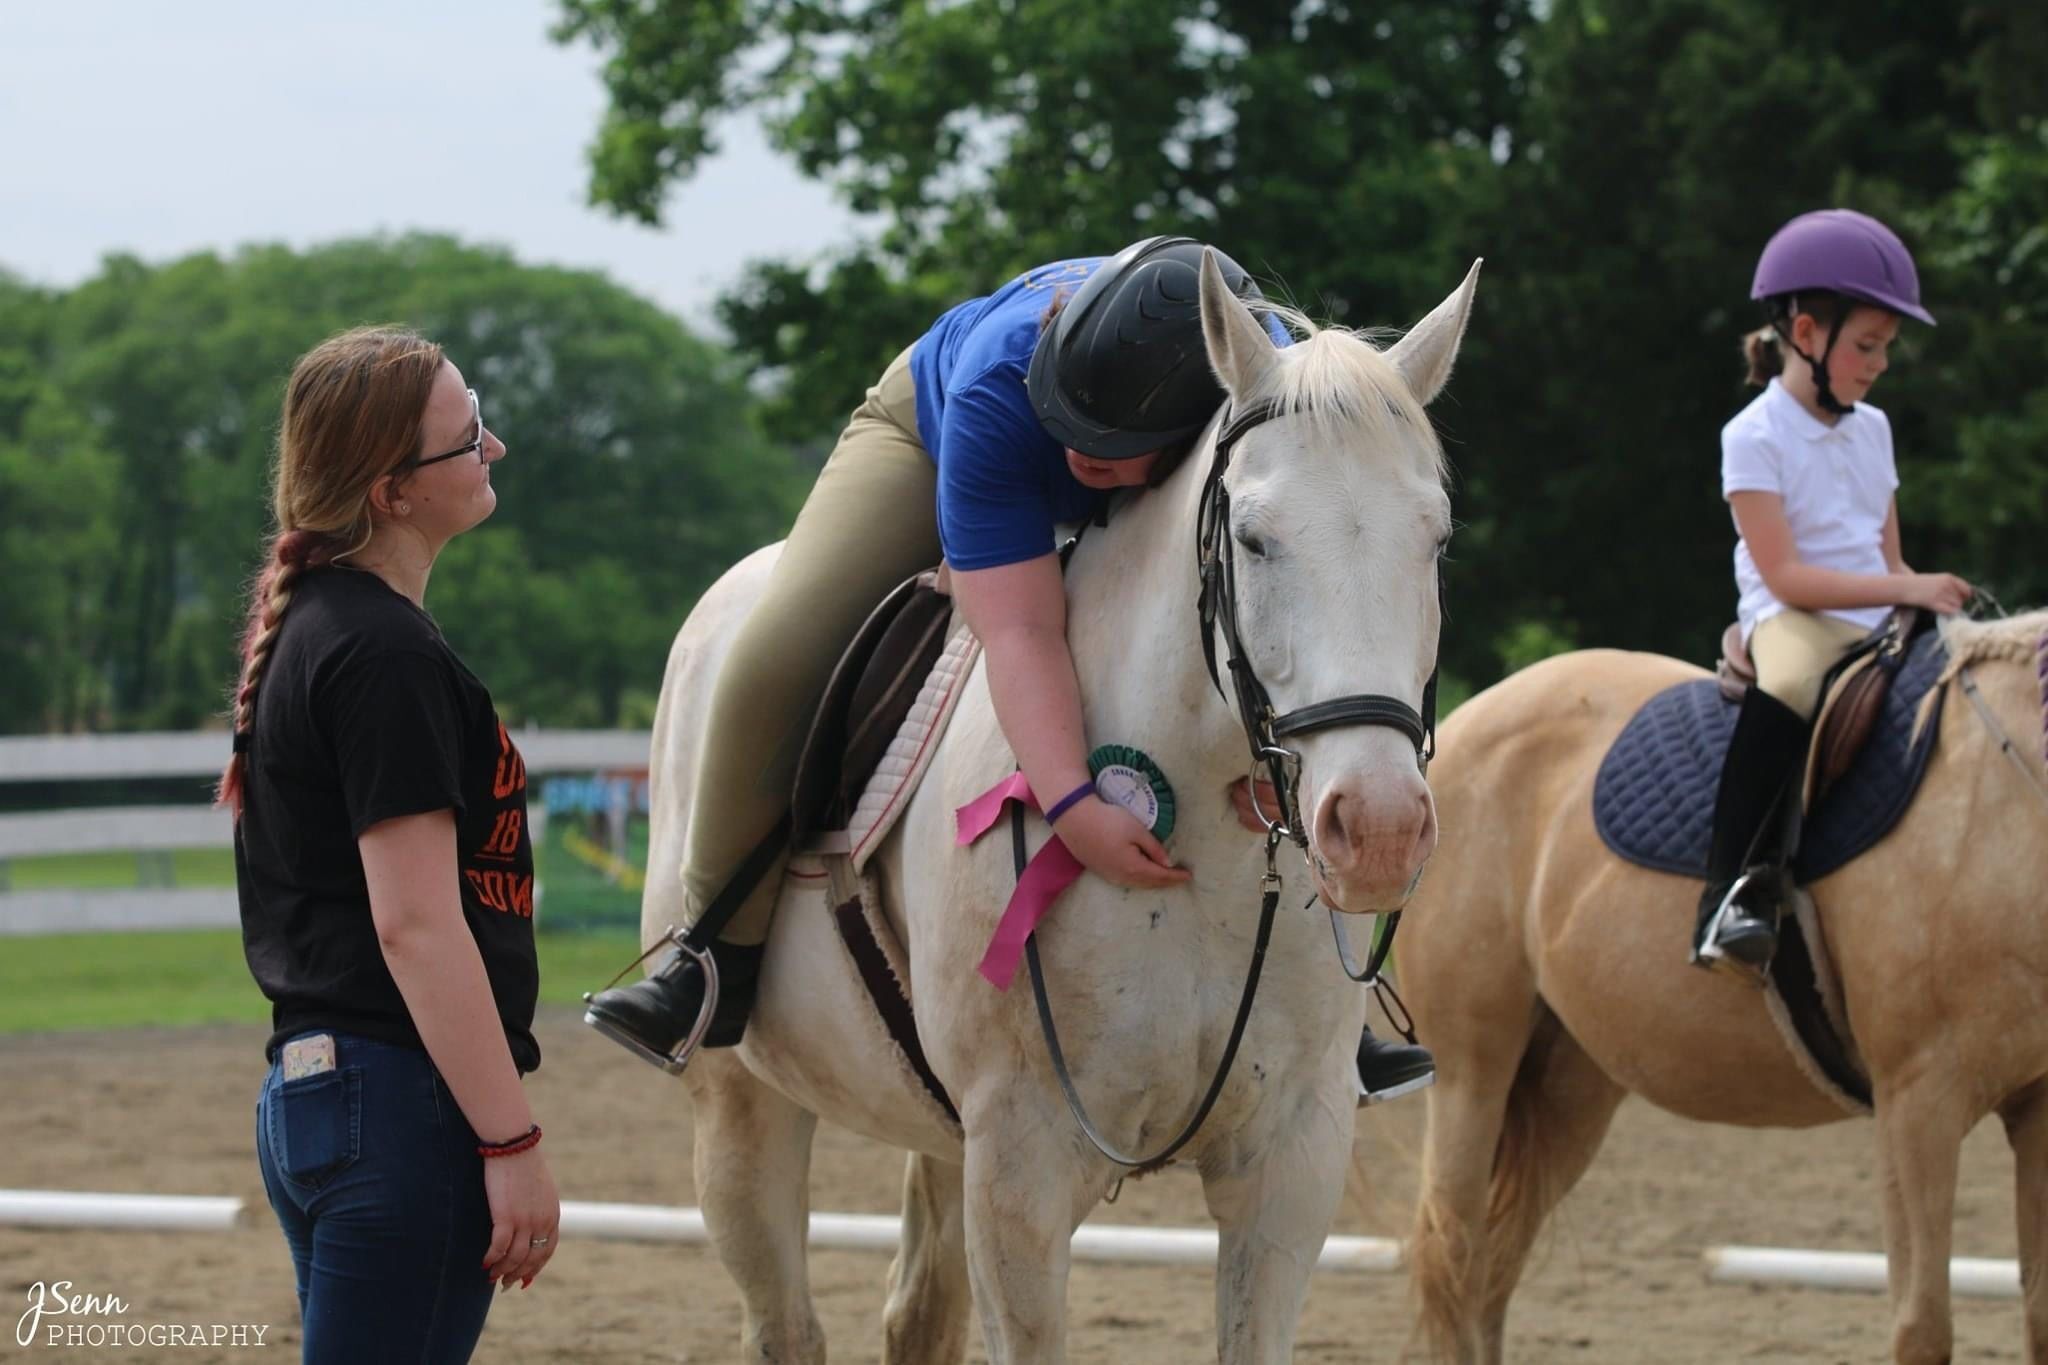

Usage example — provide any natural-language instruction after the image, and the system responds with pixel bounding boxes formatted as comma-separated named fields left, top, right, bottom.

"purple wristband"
left=1043, top=781, right=1097, bottom=826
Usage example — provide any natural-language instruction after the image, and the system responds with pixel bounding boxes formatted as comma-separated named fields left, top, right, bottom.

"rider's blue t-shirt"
left=910, top=256, right=1290, bottom=572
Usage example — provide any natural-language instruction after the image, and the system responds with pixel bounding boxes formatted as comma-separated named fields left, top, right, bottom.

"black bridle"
left=1023, top=397, right=1444, bottom=1172
left=1197, top=398, right=1441, bottom=849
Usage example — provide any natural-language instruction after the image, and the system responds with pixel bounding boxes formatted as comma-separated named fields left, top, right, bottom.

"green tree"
left=560, top=0, right=2047, bottom=689
left=0, top=237, right=804, bottom=733
left=556, top=0, right=1531, bottom=437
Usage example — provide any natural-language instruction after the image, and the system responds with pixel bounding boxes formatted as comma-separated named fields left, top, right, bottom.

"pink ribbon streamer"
left=956, top=773, right=1088, bottom=990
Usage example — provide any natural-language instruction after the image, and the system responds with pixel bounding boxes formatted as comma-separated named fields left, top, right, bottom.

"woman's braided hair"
left=217, top=326, right=444, bottom=816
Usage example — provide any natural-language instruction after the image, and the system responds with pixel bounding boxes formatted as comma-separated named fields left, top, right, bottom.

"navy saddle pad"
left=1593, top=630, right=1950, bottom=882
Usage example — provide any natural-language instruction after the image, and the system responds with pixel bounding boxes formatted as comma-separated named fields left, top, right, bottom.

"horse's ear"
left=1387, top=258, right=1482, bottom=406
left=1200, top=248, right=1279, bottom=402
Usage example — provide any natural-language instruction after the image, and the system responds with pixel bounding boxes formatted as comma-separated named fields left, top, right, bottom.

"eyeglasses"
left=413, top=389, right=486, bottom=468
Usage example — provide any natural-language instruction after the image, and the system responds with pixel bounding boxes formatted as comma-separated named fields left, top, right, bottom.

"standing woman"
left=221, top=327, right=559, bottom=1363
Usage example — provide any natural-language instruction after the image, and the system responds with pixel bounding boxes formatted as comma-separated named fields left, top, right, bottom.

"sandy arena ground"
left=0, top=1007, right=2032, bottom=1363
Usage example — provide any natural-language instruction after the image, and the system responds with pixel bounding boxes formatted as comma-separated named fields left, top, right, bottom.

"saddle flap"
left=791, top=567, right=949, bottom=843
left=1809, top=608, right=1929, bottom=802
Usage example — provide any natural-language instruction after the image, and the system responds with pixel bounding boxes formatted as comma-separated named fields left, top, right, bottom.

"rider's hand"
left=1903, top=572, right=1974, bottom=615
left=481, top=1144, right=561, bottom=1290
left=1053, top=796, right=1192, bottom=891
left=1228, top=778, right=1282, bottom=834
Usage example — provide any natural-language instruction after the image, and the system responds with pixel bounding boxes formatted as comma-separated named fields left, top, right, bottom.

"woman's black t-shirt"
left=235, top=567, right=540, bottom=1073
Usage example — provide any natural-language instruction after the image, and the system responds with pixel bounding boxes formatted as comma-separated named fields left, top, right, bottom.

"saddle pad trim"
left=849, top=623, right=982, bottom=872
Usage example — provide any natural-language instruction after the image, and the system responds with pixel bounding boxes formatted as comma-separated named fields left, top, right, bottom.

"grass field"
left=0, top=926, right=648, bottom=1034
left=0, top=807, right=659, bottom=1033
left=5, top=847, right=237, bottom=889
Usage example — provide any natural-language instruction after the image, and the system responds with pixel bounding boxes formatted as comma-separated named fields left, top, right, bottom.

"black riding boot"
left=1692, top=687, right=1810, bottom=976
left=1356, top=1024, right=1435, bottom=1105
left=583, top=937, right=764, bottom=1071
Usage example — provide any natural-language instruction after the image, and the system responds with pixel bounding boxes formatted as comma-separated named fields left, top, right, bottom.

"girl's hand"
left=1903, top=572, right=1974, bottom=615
left=481, top=1145, right=561, bottom=1290
left=1053, top=797, right=1192, bottom=890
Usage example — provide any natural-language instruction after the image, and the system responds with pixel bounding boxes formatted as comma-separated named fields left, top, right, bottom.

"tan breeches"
left=681, top=347, right=941, bottom=944
left=1750, top=610, right=1869, bottom=719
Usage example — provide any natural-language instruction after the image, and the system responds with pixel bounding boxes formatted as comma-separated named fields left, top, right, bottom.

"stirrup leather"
left=580, top=926, right=720, bottom=1075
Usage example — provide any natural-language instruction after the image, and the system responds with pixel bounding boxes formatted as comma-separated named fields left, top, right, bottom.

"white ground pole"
left=0, top=1190, right=1399, bottom=1272
left=0, top=1191, right=244, bottom=1232
left=1704, top=1246, right=2020, bottom=1300
left=558, top=1203, right=1401, bottom=1271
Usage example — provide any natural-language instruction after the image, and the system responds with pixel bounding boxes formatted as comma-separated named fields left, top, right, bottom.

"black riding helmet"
left=1027, top=235, right=1271, bottom=462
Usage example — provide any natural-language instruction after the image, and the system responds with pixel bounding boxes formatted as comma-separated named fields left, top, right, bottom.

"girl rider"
left=1694, top=210, right=1973, bottom=974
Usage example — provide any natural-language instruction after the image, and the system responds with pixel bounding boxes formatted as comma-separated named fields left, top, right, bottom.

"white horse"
left=640, top=253, right=1479, bottom=1363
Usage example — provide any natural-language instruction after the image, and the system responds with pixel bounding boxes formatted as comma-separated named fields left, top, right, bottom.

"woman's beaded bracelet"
left=478, top=1124, right=542, bottom=1159
left=1043, top=781, right=1097, bottom=826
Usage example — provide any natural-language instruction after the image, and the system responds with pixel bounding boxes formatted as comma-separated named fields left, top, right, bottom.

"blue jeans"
left=256, top=1033, right=496, bottom=1364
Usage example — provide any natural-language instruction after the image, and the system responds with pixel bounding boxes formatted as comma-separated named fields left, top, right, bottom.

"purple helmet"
left=1750, top=209, right=1934, bottom=325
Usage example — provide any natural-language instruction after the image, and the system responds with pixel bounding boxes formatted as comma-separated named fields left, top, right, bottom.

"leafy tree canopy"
left=0, top=235, right=804, bottom=733
left=560, top=0, right=2046, bottom=687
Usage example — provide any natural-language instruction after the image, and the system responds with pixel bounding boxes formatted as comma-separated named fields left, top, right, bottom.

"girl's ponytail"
left=1741, top=326, right=1783, bottom=387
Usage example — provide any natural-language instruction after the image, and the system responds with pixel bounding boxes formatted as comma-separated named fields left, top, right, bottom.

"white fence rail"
left=0, top=729, right=650, bottom=783
left=0, top=729, right=648, bottom=935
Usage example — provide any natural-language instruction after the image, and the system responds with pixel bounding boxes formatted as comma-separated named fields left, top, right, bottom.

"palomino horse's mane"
left=1246, top=302, right=1447, bottom=484
left=1927, top=609, right=2048, bottom=763
left=1937, top=607, right=2048, bottom=680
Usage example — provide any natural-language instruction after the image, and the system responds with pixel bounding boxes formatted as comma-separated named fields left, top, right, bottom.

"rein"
left=1958, top=661, right=2048, bottom=818
left=1023, top=397, right=1442, bottom=1171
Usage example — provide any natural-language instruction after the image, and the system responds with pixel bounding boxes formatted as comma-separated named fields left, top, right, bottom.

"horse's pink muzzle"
left=1308, top=770, right=1437, bottom=913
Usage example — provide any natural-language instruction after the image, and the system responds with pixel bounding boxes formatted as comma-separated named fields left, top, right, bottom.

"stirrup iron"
left=580, top=926, right=721, bottom=1074
left=1691, top=873, right=1774, bottom=982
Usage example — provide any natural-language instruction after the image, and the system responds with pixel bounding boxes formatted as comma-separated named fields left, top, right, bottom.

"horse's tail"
left=1406, top=1015, right=1560, bottom=1364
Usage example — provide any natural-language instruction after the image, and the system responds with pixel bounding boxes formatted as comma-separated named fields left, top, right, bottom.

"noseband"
left=1197, top=398, right=1442, bottom=852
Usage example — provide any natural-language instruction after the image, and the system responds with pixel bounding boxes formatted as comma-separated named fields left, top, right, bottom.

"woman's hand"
left=1054, top=797, right=1192, bottom=890
left=1228, top=778, right=1283, bottom=834
left=481, top=1145, right=561, bottom=1290
left=1901, top=572, right=1974, bottom=615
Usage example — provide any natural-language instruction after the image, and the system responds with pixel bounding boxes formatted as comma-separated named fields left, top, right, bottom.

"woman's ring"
left=530, top=1236, right=550, bottom=1247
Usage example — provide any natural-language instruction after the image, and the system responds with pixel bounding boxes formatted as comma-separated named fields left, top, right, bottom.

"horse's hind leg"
left=1203, top=1087, right=1356, bottom=1365
left=2002, top=1082, right=2048, bottom=1363
left=883, top=1153, right=971, bottom=1365
left=1433, top=1016, right=1624, bottom=1364
left=1873, top=1072, right=1970, bottom=1365
left=685, top=1053, right=826, bottom=1364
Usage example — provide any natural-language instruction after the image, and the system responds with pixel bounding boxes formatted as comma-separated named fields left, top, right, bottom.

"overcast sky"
left=0, top=2, right=864, bottom=331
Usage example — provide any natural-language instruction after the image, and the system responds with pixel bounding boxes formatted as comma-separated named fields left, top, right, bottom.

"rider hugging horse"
left=640, top=252, right=1480, bottom=1364
left=1402, top=609, right=2048, bottom=1365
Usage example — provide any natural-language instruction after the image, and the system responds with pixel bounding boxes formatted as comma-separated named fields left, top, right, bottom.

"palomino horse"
left=638, top=253, right=1480, bottom=1363
left=1401, top=616, right=2048, bottom=1364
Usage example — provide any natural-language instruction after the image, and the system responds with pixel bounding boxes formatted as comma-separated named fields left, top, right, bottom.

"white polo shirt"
left=1721, top=377, right=1899, bottom=640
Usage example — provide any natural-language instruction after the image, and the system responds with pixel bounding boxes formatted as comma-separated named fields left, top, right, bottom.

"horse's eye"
left=1235, top=530, right=1269, bottom=559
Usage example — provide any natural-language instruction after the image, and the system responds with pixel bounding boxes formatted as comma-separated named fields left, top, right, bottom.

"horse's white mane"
left=1938, top=608, right=2048, bottom=680
left=1247, top=302, right=1447, bottom=483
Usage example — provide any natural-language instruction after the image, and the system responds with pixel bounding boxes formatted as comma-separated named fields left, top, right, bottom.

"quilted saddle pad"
left=1593, top=630, right=1949, bottom=882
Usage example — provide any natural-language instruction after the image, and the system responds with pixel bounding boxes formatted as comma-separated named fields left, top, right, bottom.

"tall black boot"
left=1691, top=688, right=1810, bottom=976
left=583, top=937, right=764, bottom=1072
